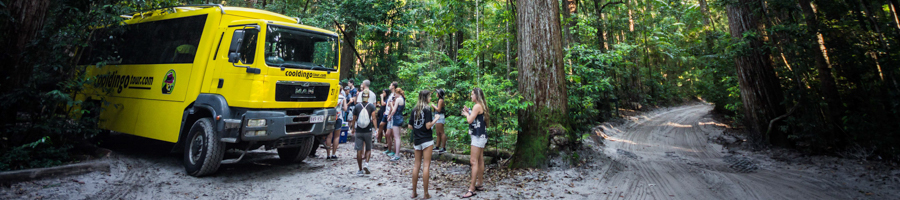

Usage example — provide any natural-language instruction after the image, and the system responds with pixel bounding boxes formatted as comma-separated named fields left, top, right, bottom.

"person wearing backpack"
left=407, top=90, right=440, bottom=199
left=351, top=90, right=377, bottom=176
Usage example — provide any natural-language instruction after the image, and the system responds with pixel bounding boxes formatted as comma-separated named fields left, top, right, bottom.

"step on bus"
left=77, top=4, right=341, bottom=176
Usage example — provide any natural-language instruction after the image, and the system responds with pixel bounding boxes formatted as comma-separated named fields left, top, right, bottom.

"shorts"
left=334, top=118, right=343, bottom=129
left=392, top=115, right=404, bottom=127
left=470, top=135, right=487, bottom=148
left=354, top=131, right=373, bottom=151
left=414, top=140, right=434, bottom=150
left=435, top=114, right=445, bottom=124
left=381, top=114, right=389, bottom=125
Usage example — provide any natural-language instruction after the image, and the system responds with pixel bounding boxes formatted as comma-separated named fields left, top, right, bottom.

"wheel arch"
left=172, top=94, right=232, bottom=152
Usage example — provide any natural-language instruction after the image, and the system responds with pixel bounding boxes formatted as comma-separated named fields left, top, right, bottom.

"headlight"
left=327, top=115, right=336, bottom=122
left=244, top=130, right=267, bottom=137
left=309, top=115, right=325, bottom=123
left=247, top=119, right=266, bottom=127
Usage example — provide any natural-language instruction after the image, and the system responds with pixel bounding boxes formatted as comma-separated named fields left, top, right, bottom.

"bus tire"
left=183, top=117, right=225, bottom=177
left=276, top=137, right=314, bottom=163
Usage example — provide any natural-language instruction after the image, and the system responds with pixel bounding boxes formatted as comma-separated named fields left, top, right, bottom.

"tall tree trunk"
left=699, top=0, right=711, bottom=26
left=339, top=22, right=358, bottom=81
left=562, top=0, right=577, bottom=47
left=798, top=0, right=843, bottom=133
left=1, top=0, right=51, bottom=127
left=594, top=0, right=605, bottom=52
left=726, top=0, right=788, bottom=146
left=511, top=0, right=568, bottom=168
left=594, top=0, right=623, bottom=52
left=506, top=0, right=512, bottom=80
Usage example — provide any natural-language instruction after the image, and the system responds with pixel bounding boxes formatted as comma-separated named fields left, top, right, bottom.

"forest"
left=1, top=0, right=899, bottom=171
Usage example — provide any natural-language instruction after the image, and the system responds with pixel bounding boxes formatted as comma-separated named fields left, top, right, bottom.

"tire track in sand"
left=597, top=103, right=853, bottom=200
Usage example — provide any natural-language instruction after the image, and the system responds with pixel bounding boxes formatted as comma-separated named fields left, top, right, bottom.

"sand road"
left=2, top=103, right=896, bottom=199
left=592, top=104, right=888, bottom=200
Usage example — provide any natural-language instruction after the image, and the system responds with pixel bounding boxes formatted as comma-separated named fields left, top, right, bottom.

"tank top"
left=468, top=114, right=486, bottom=137
left=436, top=99, right=445, bottom=115
left=393, top=96, right=405, bottom=117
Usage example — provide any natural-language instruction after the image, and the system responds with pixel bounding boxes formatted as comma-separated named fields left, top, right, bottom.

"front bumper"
left=222, top=108, right=337, bottom=147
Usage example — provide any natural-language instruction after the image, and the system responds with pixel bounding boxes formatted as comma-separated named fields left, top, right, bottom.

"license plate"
left=309, top=115, right=325, bottom=123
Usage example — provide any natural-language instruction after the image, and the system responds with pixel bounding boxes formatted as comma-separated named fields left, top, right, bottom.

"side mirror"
left=228, top=52, right=241, bottom=63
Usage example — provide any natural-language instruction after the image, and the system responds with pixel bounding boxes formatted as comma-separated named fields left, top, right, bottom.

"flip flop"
left=460, top=190, right=476, bottom=198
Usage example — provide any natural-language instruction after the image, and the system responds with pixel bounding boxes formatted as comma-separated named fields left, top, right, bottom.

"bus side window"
left=228, top=29, right=259, bottom=64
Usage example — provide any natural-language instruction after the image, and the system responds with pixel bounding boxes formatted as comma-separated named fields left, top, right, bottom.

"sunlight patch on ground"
left=699, top=121, right=730, bottom=128
left=664, top=122, right=693, bottom=128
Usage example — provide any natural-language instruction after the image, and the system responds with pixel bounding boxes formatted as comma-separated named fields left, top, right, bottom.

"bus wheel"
left=277, top=137, right=314, bottom=163
left=183, top=117, right=225, bottom=177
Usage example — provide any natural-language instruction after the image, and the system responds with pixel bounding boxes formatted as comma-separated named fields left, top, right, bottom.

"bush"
left=0, top=0, right=171, bottom=171
left=397, top=50, right=527, bottom=153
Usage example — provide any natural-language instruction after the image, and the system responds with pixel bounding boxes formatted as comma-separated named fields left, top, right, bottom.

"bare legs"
left=468, top=145, right=485, bottom=192
left=412, top=145, right=434, bottom=199
left=382, top=122, right=393, bottom=152
left=357, top=149, right=364, bottom=170
left=327, top=128, right=340, bottom=157
left=392, top=126, right=402, bottom=156
left=375, top=121, right=384, bottom=143
left=435, top=123, right=446, bottom=149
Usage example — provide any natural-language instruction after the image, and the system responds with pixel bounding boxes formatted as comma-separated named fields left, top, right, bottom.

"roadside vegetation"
left=2, top=0, right=899, bottom=171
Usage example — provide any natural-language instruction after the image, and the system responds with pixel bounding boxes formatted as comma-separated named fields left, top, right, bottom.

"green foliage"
left=397, top=50, right=526, bottom=153
left=564, top=44, right=622, bottom=130
left=0, top=0, right=175, bottom=171
left=0, top=137, right=73, bottom=171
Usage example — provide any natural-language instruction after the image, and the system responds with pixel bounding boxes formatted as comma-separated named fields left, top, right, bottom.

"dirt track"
left=2, top=103, right=898, bottom=199
left=591, top=103, right=898, bottom=199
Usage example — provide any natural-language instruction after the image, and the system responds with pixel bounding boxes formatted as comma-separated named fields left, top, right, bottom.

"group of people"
left=319, top=79, right=490, bottom=199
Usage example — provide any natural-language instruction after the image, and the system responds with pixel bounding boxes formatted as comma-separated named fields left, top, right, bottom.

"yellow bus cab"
left=77, top=4, right=341, bottom=176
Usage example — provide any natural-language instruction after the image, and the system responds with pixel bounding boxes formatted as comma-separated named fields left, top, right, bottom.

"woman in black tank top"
left=459, top=87, right=490, bottom=198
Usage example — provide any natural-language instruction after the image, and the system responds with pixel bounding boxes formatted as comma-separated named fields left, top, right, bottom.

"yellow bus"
left=77, top=4, right=341, bottom=176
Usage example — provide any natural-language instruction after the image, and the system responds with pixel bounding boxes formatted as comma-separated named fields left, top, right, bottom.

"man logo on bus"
left=162, top=69, right=176, bottom=94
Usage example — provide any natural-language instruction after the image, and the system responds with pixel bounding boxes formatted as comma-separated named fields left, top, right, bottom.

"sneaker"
left=387, top=152, right=395, bottom=157
left=363, top=162, right=370, bottom=174
left=357, top=170, right=365, bottom=177
left=331, top=155, right=338, bottom=159
left=384, top=149, right=391, bottom=154
left=390, top=156, right=401, bottom=161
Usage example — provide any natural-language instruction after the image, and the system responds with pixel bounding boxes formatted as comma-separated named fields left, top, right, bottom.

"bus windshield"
left=264, top=25, right=338, bottom=71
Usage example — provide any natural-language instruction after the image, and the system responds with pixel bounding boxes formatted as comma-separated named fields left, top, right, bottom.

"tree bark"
left=339, top=22, right=358, bottom=81
left=699, top=0, right=711, bottom=27
left=726, top=0, right=788, bottom=146
left=511, top=0, right=568, bottom=168
left=798, top=0, right=843, bottom=131
left=1, top=0, right=51, bottom=126
left=562, top=0, right=577, bottom=47
left=594, top=0, right=623, bottom=52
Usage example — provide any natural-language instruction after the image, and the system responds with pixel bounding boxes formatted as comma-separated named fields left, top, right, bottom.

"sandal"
left=475, top=186, right=485, bottom=191
left=460, top=190, right=476, bottom=198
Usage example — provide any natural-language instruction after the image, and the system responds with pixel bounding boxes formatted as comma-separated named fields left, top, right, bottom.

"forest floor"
left=2, top=103, right=898, bottom=199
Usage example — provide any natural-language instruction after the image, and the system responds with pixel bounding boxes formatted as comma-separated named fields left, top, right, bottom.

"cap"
left=361, top=91, right=370, bottom=102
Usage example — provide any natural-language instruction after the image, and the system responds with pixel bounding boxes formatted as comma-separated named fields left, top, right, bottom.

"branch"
left=599, top=1, right=624, bottom=14
left=332, top=20, right=368, bottom=71
left=766, top=103, right=799, bottom=137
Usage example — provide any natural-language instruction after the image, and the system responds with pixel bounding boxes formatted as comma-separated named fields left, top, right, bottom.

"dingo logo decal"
left=162, top=69, right=176, bottom=94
